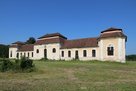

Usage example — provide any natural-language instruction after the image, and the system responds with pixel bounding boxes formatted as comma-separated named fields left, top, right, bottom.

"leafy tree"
left=0, top=44, right=9, bottom=58
left=26, top=37, right=36, bottom=44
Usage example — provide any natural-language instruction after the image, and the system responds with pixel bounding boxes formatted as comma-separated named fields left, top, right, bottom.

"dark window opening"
left=52, top=48, right=56, bottom=53
left=75, top=50, right=79, bottom=59
left=20, top=53, right=22, bottom=57
left=83, top=50, right=87, bottom=57
left=28, top=53, right=29, bottom=57
left=10, top=51, right=12, bottom=57
left=24, top=53, right=26, bottom=57
left=107, top=47, right=114, bottom=56
left=62, top=51, right=64, bottom=57
left=68, top=51, right=71, bottom=57
left=44, top=49, right=47, bottom=58
left=16, top=53, right=19, bottom=58
left=92, top=50, right=96, bottom=57
left=36, top=49, right=39, bottom=53
left=32, top=52, right=33, bottom=57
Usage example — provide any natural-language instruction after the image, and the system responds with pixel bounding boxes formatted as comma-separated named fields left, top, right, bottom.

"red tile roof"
left=35, top=37, right=65, bottom=45
left=101, top=27, right=122, bottom=33
left=38, top=33, right=67, bottom=39
left=99, top=31, right=127, bottom=39
left=18, top=44, right=34, bottom=51
left=9, top=45, right=18, bottom=48
left=61, top=38, right=98, bottom=49
left=12, top=41, right=25, bottom=45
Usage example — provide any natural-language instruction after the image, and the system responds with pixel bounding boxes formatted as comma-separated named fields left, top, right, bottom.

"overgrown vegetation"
left=0, top=59, right=13, bottom=72
left=0, top=44, right=9, bottom=58
left=20, top=57, right=33, bottom=69
left=126, top=54, right=136, bottom=61
left=0, top=57, right=35, bottom=72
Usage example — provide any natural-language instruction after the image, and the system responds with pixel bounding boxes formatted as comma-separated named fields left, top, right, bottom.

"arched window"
left=107, top=45, right=114, bottom=56
left=36, top=49, right=39, bottom=53
left=68, top=51, right=71, bottom=57
left=52, top=48, right=56, bottom=53
left=83, top=50, right=87, bottom=57
left=62, top=51, right=64, bottom=57
left=92, top=50, right=96, bottom=57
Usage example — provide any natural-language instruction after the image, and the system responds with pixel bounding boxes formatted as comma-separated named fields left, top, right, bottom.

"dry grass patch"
left=0, top=61, right=136, bottom=91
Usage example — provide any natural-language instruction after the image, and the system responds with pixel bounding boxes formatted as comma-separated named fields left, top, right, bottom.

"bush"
left=15, top=59, right=20, bottom=64
left=20, top=57, right=34, bottom=70
left=0, top=59, right=13, bottom=72
left=0, top=57, right=35, bottom=72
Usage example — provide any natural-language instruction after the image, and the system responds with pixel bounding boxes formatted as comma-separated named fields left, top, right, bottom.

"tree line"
left=126, top=55, right=136, bottom=61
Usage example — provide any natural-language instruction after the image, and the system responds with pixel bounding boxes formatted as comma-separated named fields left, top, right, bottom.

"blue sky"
left=0, top=0, right=136, bottom=54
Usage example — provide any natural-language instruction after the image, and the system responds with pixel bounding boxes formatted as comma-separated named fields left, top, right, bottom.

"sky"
left=0, top=0, right=136, bottom=55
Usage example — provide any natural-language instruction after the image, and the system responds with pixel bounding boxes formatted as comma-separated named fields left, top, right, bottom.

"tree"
left=26, top=37, right=36, bottom=44
left=0, top=44, right=9, bottom=58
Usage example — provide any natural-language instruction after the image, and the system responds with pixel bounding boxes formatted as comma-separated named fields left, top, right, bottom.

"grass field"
left=0, top=60, right=136, bottom=91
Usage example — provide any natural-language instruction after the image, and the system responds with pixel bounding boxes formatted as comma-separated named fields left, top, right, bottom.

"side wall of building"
left=9, top=48, right=17, bottom=59
left=9, top=38, right=126, bottom=62
left=17, top=51, right=34, bottom=59
left=34, top=45, right=45, bottom=59
left=118, top=38, right=126, bottom=62
left=46, top=43, right=61, bottom=60
left=33, top=43, right=61, bottom=60
left=99, top=37, right=126, bottom=63
left=60, top=47, right=99, bottom=61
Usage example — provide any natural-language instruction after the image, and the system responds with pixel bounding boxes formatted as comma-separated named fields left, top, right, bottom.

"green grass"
left=0, top=60, right=136, bottom=91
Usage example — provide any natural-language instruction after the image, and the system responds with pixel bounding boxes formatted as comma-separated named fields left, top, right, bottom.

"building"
left=9, top=27, right=127, bottom=63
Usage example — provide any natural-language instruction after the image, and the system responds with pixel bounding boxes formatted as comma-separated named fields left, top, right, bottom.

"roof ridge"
left=101, top=27, right=122, bottom=33
left=38, top=32, right=67, bottom=39
left=66, top=37, right=98, bottom=41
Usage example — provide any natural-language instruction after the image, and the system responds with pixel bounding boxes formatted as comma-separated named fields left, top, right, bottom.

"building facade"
left=9, top=28, right=127, bottom=63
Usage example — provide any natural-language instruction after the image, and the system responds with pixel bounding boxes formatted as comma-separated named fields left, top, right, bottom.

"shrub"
left=15, top=59, right=20, bottom=64
left=0, top=59, right=13, bottom=72
left=20, top=57, right=34, bottom=70
left=0, top=57, right=35, bottom=72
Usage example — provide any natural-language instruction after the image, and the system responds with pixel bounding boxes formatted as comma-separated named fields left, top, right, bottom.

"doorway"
left=75, top=50, right=79, bottom=59
left=44, top=49, right=47, bottom=58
